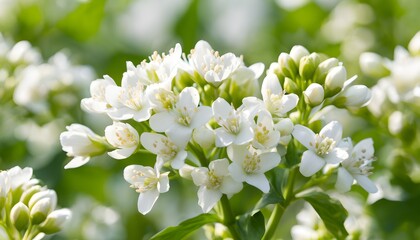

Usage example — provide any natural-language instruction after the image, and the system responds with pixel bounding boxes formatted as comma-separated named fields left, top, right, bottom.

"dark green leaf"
left=150, top=213, right=219, bottom=240
left=255, top=167, right=285, bottom=210
left=301, top=191, right=348, bottom=239
left=237, top=211, right=265, bottom=240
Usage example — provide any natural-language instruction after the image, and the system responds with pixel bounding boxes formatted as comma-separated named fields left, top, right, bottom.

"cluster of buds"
left=360, top=31, right=420, bottom=138
left=0, top=166, right=71, bottom=239
left=60, top=41, right=377, bottom=220
left=269, top=45, right=371, bottom=112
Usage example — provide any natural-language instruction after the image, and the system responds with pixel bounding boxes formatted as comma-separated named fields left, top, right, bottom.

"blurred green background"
left=1, top=0, right=420, bottom=239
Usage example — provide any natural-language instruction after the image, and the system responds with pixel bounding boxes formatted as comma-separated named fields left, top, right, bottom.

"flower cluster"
left=60, top=41, right=377, bottom=239
left=0, top=166, right=71, bottom=239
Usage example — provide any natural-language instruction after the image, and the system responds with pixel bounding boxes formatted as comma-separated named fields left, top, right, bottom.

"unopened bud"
left=179, top=165, right=196, bottom=180
left=275, top=118, right=294, bottom=136
left=408, top=31, right=420, bottom=56
left=303, top=83, right=324, bottom=106
left=30, top=198, right=55, bottom=224
left=359, top=52, right=390, bottom=78
left=325, top=66, right=347, bottom=96
left=11, top=202, right=30, bottom=231
left=299, top=53, right=320, bottom=80
left=314, top=58, right=339, bottom=84
left=283, top=77, right=298, bottom=94
left=290, top=45, right=310, bottom=65
left=20, top=185, right=43, bottom=206
left=278, top=53, right=298, bottom=79
left=29, top=190, right=57, bottom=210
left=193, top=126, right=215, bottom=150
left=39, top=208, right=72, bottom=234
left=334, top=85, right=371, bottom=108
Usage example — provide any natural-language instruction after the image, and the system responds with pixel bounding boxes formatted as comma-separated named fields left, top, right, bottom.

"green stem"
left=262, top=167, right=298, bottom=240
left=220, top=195, right=240, bottom=240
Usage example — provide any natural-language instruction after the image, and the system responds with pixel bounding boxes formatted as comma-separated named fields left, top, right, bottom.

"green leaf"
left=150, top=214, right=219, bottom=240
left=301, top=191, right=348, bottom=239
left=237, top=211, right=265, bottom=240
left=57, top=0, right=106, bottom=41
left=255, top=167, right=285, bottom=210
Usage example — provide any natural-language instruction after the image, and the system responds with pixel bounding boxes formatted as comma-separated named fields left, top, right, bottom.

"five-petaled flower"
left=124, top=165, right=170, bottom=215
left=292, top=121, right=348, bottom=177
left=191, top=158, right=243, bottom=213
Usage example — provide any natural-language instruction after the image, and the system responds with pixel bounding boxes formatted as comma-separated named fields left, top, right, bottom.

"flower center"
left=243, top=151, right=261, bottom=174
left=153, top=138, right=178, bottom=161
left=114, top=127, right=137, bottom=147
left=313, top=134, right=335, bottom=156
left=255, top=122, right=270, bottom=144
left=206, top=170, right=222, bottom=189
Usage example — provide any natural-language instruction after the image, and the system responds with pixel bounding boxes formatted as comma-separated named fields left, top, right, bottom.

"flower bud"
left=359, top=52, right=390, bottom=78
left=278, top=53, right=298, bottom=79
left=408, top=31, right=420, bottom=56
left=275, top=118, right=294, bottom=136
left=193, top=126, right=215, bottom=150
left=303, top=83, right=324, bottom=106
left=179, top=164, right=196, bottom=180
left=11, top=202, right=30, bottom=231
left=334, top=85, right=371, bottom=108
left=30, top=198, right=55, bottom=224
left=39, top=209, right=72, bottom=234
left=325, top=65, right=347, bottom=96
left=29, top=190, right=57, bottom=224
left=299, top=53, right=320, bottom=80
left=283, top=77, right=298, bottom=94
left=20, top=185, right=43, bottom=206
left=290, top=45, right=310, bottom=65
left=314, top=58, right=339, bottom=84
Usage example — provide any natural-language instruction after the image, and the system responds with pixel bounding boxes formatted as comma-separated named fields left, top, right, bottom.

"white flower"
left=149, top=87, right=212, bottom=146
left=81, top=75, right=117, bottom=113
left=359, top=52, right=389, bottom=78
left=303, top=83, right=324, bottom=106
left=289, top=45, right=310, bottom=65
left=251, top=110, right=280, bottom=150
left=275, top=118, right=294, bottom=146
left=60, top=124, right=107, bottom=169
left=105, top=72, right=151, bottom=122
left=325, top=65, right=347, bottom=92
left=335, top=138, right=378, bottom=193
left=189, top=40, right=243, bottom=87
left=124, top=165, right=169, bottom=215
left=191, top=159, right=242, bottom=213
left=105, top=122, right=139, bottom=159
left=6, top=166, right=33, bottom=189
left=292, top=121, right=348, bottom=177
left=140, top=132, right=187, bottom=169
left=227, top=145, right=280, bottom=193
left=126, top=43, right=183, bottom=85
left=145, top=82, right=177, bottom=112
left=212, top=98, right=254, bottom=147
left=243, top=74, right=298, bottom=118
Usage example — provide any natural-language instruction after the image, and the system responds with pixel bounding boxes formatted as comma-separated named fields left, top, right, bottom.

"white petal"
left=140, top=133, right=164, bottom=154
left=191, top=168, right=209, bottom=186
left=320, top=121, right=342, bottom=142
left=220, top=176, right=243, bottom=195
left=325, top=148, right=348, bottom=164
left=210, top=158, right=230, bottom=176
left=228, top=162, right=246, bottom=183
left=335, top=167, right=354, bottom=193
left=198, top=187, right=222, bottom=213
left=105, top=86, right=124, bottom=107
left=258, top=152, right=281, bottom=173
left=107, top=107, right=134, bottom=120
left=353, top=138, right=374, bottom=158
left=250, top=62, right=265, bottom=78
left=138, top=189, right=159, bottom=214
left=133, top=108, right=152, bottom=122
left=166, top=125, right=192, bottom=147
left=190, top=106, right=212, bottom=129
left=261, top=74, right=282, bottom=100
left=212, top=98, right=233, bottom=120
left=234, top=124, right=254, bottom=145
left=149, top=112, right=175, bottom=132
left=64, top=156, right=90, bottom=169
left=245, top=174, right=270, bottom=193
left=280, top=94, right=299, bottom=114
left=292, top=125, right=316, bottom=150
left=215, top=128, right=235, bottom=147
left=171, top=150, right=188, bottom=169
left=158, top=172, right=170, bottom=193
left=108, top=147, right=136, bottom=159
left=178, top=87, right=199, bottom=110
left=354, top=175, right=378, bottom=193
left=299, top=150, right=326, bottom=177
